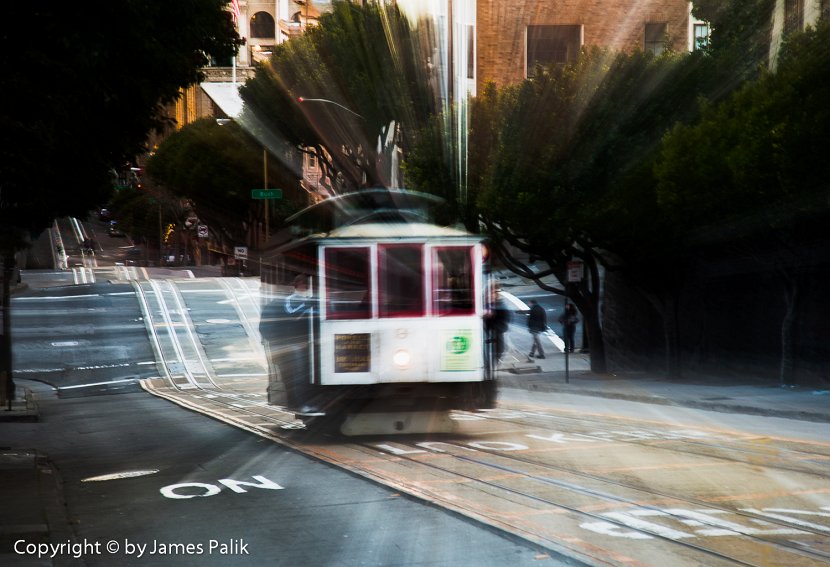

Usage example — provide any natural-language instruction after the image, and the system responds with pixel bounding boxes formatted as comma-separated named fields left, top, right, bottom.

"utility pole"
left=1, top=253, right=15, bottom=408
left=263, top=147, right=269, bottom=245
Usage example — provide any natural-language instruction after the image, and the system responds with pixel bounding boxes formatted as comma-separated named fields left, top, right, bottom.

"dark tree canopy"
left=146, top=119, right=301, bottom=245
left=404, top=6, right=818, bottom=376
left=240, top=0, right=438, bottom=192
left=656, top=21, right=830, bottom=242
left=0, top=2, right=241, bottom=251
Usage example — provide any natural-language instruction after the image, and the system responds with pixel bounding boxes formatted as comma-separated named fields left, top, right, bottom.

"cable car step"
left=340, top=410, right=456, bottom=436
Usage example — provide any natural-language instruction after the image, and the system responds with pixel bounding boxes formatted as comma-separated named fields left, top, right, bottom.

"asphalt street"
left=4, top=224, right=829, bottom=566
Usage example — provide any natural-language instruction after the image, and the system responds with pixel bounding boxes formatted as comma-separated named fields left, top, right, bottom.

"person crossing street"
left=527, top=300, right=547, bottom=360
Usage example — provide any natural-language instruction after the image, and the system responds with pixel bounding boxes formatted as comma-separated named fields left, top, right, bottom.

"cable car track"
left=141, top=357, right=830, bottom=567
left=363, top=432, right=830, bottom=565
left=361, top=447, right=761, bottom=566
left=139, top=377, right=830, bottom=566
left=342, top=438, right=830, bottom=566
left=133, top=276, right=830, bottom=565
left=134, top=279, right=217, bottom=390
left=461, top=406, right=830, bottom=478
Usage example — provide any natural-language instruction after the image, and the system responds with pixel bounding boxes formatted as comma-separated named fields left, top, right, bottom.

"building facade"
left=475, top=0, right=698, bottom=90
left=769, top=0, right=830, bottom=68
left=175, top=0, right=326, bottom=129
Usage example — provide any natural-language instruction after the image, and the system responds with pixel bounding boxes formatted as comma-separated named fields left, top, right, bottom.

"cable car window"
left=432, top=246, right=474, bottom=316
left=379, top=244, right=424, bottom=318
left=325, top=247, right=371, bottom=320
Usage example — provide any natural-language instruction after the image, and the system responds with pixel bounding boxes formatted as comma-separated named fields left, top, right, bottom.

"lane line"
left=60, top=378, right=139, bottom=390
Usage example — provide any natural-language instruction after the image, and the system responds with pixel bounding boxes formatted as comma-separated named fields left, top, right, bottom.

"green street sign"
left=251, top=189, right=283, bottom=199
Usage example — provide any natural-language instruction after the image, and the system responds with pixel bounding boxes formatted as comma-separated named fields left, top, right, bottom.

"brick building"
left=474, top=0, right=699, bottom=91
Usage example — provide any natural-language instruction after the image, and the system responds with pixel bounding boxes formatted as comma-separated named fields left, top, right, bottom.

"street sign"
left=197, top=225, right=208, bottom=238
left=251, top=189, right=283, bottom=199
left=566, top=260, right=584, bottom=283
left=234, top=246, right=248, bottom=260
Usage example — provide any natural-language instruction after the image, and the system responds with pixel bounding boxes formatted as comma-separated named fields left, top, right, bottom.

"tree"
left=0, top=1, right=240, bottom=404
left=407, top=48, right=712, bottom=374
left=1, top=2, right=241, bottom=248
left=655, top=21, right=830, bottom=385
left=692, top=0, right=776, bottom=82
left=406, top=5, right=790, bottom=377
left=146, top=119, right=302, bottom=249
left=240, top=0, right=438, bottom=192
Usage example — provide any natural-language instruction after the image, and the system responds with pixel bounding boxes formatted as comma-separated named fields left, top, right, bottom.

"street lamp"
left=296, top=97, right=365, bottom=120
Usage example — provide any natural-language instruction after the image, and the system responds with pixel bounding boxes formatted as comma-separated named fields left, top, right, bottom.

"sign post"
left=251, top=189, right=282, bottom=248
left=250, top=189, right=283, bottom=199
left=233, top=246, right=248, bottom=276
left=564, top=260, right=584, bottom=384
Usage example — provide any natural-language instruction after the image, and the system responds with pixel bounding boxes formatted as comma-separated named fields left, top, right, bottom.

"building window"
left=208, top=54, right=234, bottom=67
left=693, top=23, right=710, bottom=51
left=784, top=0, right=803, bottom=33
left=645, top=22, right=668, bottom=55
left=250, top=44, right=275, bottom=64
left=250, top=11, right=276, bottom=38
left=526, top=25, right=581, bottom=74
left=466, top=25, right=475, bottom=79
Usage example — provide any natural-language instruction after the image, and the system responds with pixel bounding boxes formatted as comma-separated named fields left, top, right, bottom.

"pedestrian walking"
left=527, top=299, right=546, bottom=359
left=485, top=284, right=511, bottom=363
left=559, top=303, right=579, bottom=353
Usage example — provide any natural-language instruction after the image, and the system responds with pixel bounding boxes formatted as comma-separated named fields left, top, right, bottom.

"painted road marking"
left=580, top=506, right=825, bottom=540
left=159, top=476, right=284, bottom=499
left=60, top=378, right=140, bottom=390
left=82, top=470, right=159, bottom=482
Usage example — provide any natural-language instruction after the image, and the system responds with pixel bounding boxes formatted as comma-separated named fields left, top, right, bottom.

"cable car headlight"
left=393, top=349, right=411, bottom=368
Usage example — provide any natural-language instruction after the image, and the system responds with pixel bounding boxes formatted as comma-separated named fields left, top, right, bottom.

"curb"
left=498, top=380, right=830, bottom=424
left=0, top=387, right=39, bottom=422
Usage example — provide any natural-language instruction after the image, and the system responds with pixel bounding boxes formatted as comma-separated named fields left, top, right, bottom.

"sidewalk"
left=0, top=385, right=38, bottom=422
left=497, top=327, right=830, bottom=424
left=1, top=384, right=75, bottom=567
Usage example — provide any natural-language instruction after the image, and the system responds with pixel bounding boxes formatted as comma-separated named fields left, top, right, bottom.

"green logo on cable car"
left=447, top=335, right=469, bottom=354
left=441, top=329, right=475, bottom=371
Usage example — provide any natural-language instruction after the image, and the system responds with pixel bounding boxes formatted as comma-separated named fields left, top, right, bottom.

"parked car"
left=108, top=221, right=125, bottom=237
left=124, top=247, right=144, bottom=266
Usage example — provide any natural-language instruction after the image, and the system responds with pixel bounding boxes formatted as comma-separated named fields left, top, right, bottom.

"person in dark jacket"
left=485, top=285, right=511, bottom=362
left=559, top=303, right=579, bottom=353
left=527, top=300, right=546, bottom=359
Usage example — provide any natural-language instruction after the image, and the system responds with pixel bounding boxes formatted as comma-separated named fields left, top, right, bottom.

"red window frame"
left=324, top=247, right=372, bottom=320
left=378, top=244, right=425, bottom=318
left=432, top=246, right=475, bottom=316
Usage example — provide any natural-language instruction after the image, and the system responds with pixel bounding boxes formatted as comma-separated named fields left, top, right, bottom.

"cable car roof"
left=270, top=189, right=470, bottom=248
left=325, top=222, right=472, bottom=239
left=287, top=188, right=443, bottom=225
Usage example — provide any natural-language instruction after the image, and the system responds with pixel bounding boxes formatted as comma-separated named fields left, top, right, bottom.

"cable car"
left=259, top=189, right=498, bottom=434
